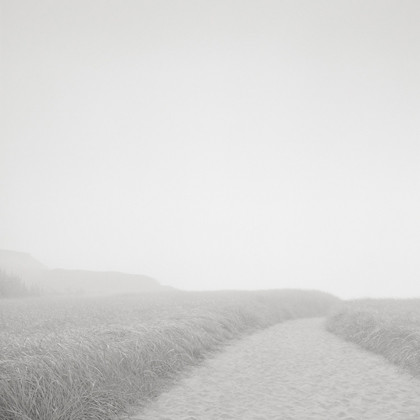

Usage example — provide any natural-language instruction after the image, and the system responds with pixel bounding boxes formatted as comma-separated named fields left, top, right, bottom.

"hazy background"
left=1, top=0, right=419, bottom=299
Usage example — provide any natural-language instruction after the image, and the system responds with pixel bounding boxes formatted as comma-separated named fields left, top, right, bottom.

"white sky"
left=1, top=1, right=419, bottom=299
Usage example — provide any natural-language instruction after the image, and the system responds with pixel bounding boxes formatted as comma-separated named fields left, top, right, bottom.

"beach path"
left=124, top=318, right=420, bottom=420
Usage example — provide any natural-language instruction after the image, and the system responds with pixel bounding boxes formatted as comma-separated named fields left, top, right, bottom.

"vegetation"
left=326, top=299, right=420, bottom=377
left=0, top=289, right=337, bottom=420
left=0, top=270, right=40, bottom=298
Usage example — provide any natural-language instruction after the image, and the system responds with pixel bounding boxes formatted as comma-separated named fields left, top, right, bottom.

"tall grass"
left=326, top=299, right=420, bottom=377
left=0, top=289, right=337, bottom=420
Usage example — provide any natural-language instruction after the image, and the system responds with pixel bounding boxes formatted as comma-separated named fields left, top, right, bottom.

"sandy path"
left=126, top=318, right=420, bottom=420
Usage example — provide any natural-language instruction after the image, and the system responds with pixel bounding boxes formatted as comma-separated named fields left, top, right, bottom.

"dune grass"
left=326, top=299, right=420, bottom=377
left=0, top=289, right=337, bottom=420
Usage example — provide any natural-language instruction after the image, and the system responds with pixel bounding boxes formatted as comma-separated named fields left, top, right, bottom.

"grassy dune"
left=0, top=289, right=337, bottom=420
left=326, top=299, right=420, bottom=377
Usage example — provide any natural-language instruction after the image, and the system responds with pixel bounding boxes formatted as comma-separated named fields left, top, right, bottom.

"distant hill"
left=41, top=269, right=165, bottom=295
left=0, top=249, right=168, bottom=295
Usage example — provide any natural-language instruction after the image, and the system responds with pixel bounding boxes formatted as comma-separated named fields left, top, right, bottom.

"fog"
left=1, top=1, right=419, bottom=299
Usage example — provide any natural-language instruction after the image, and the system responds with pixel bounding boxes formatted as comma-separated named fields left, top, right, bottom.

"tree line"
left=0, top=270, right=41, bottom=298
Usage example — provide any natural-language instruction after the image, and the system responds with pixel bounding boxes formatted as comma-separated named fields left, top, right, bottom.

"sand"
left=124, top=318, right=420, bottom=420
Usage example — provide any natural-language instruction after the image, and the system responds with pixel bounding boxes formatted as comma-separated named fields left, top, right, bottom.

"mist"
left=1, top=1, right=419, bottom=299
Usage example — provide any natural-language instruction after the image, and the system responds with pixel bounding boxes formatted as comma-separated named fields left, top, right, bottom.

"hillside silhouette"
left=0, top=249, right=168, bottom=295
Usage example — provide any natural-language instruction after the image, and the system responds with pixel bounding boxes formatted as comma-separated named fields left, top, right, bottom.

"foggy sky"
left=1, top=1, right=419, bottom=299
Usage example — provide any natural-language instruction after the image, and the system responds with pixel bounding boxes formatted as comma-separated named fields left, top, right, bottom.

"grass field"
left=0, top=289, right=337, bottom=420
left=326, top=299, right=420, bottom=378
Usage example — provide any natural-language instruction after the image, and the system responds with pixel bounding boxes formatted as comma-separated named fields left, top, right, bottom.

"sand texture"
left=125, top=318, right=420, bottom=420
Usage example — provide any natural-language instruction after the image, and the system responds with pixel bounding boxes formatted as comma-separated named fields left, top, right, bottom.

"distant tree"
left=0, top=270, right=41, bottom=298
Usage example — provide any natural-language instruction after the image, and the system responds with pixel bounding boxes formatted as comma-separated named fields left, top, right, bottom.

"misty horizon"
left=1, top=1, right=420, bottom=300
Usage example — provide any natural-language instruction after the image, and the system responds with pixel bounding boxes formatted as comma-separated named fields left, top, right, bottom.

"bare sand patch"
left=124, top=318, right=420, bottom=420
